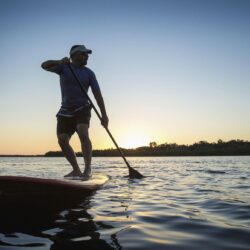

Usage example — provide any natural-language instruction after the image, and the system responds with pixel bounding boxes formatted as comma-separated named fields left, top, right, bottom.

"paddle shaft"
left=68, top=63, right=132, bottom=169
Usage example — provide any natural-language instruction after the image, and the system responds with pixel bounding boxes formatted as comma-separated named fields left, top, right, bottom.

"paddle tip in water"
left=128, top=167, right=144, bottom=179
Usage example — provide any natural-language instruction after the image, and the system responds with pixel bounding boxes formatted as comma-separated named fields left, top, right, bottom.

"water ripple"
left=0, top=156, right=250, bottom=249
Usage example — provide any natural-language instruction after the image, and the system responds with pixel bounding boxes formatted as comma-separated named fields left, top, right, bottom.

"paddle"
left=68, top=63, right=144, bottom=179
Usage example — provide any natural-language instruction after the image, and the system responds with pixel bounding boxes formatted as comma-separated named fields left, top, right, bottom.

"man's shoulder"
left=84, top=66, right=95, bottom=75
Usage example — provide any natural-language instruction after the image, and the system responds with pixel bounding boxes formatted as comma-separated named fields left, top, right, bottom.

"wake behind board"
left=0, top=173, right=109, bottom=210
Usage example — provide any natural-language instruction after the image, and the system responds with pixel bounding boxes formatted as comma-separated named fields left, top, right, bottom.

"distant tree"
left=149, top=141, right=157, bottom=147
left=198, top=140, right=209, bottom=144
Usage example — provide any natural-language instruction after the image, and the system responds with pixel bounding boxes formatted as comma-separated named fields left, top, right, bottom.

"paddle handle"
left=68, top=63, right=132, bottom=169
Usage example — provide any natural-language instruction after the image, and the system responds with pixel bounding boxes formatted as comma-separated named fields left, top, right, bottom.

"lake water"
left=0, top=156, right=250, bottom=250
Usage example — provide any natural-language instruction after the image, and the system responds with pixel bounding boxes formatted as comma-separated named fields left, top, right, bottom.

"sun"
left=120, top=135, right=149, bottom=149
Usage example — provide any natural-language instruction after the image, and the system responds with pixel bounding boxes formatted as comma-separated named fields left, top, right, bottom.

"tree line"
left=44, top=139, right=250, bottom=157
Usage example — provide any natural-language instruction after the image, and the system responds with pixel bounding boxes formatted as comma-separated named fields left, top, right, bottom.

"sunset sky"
left=0, top=0, right=250, bottom=155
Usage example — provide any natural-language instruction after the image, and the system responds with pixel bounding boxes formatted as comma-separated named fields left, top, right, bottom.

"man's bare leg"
left=57, top=133, right=82, bottom=177
left=76, top=123, right=92, bottom=175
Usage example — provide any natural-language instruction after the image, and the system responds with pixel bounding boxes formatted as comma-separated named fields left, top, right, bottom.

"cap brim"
left=70, top=47, right=92, bottom=56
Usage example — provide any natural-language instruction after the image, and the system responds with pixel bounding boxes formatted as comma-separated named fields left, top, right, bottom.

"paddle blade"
left=128, top=166, right=144, bottom=179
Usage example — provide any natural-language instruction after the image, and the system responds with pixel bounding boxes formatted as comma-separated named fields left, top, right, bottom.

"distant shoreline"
left=1, top=139, right=249, bottom=157
left=0, top=154, right=249, bottom=157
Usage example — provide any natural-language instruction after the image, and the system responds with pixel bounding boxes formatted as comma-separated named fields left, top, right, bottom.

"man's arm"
left=93, top=90, right=109, bottom=128
left=41, top=57, right=70, bottom=70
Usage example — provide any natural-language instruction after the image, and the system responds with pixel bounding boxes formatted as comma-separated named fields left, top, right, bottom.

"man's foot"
left=82, top=167, right=92, bottom=179
left=64, top=169, right=82, bottom=178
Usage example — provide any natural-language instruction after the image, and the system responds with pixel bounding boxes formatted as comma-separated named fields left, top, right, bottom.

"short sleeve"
left=89, top=70, right=101, bottom=92
left=45, top=64, right=64, bottom=75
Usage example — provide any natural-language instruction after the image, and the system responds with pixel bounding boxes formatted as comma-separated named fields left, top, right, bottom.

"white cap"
left=70, top=45, right=92, bottom=56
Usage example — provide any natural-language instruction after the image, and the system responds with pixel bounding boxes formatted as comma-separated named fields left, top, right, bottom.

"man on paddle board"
left=41, top=44, right=109, bottom=179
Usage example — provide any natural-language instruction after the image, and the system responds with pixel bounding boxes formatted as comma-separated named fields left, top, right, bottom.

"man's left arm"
left=93, top=90, right=109, bottom=128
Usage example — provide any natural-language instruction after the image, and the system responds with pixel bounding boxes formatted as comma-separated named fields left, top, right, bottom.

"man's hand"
left=101, top=114, right=109, bottom=128
left=60, top=57, right=70, bottom=64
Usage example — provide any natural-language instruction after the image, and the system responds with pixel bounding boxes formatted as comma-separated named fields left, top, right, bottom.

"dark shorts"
left=56, top=106, right=91, bottom=137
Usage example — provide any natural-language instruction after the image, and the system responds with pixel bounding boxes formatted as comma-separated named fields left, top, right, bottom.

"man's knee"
left=76, top=123, right=90, bottom=142
left=57, top=133, right=70, bottom=146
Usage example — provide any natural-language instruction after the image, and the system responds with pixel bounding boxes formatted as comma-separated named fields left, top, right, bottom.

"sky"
left=0, top=0, right=249, bottom=155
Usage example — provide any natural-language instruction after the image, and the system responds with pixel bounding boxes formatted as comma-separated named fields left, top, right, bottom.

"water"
left=0, top=156, right=250, bottom=250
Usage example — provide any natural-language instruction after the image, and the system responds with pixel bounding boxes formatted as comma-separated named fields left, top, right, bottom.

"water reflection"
left=0, top=194, right=119, bottom=249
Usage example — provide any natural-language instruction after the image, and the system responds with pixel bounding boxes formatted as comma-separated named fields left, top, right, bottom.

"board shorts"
left=56, top=105, right=91, bottom=137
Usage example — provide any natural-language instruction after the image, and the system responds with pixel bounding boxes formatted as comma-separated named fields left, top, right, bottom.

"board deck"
left=0, top=173, right=109, bottom=209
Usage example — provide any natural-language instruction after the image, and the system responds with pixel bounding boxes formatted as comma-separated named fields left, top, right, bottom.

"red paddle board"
left=0, top=173, right=109, bottom=209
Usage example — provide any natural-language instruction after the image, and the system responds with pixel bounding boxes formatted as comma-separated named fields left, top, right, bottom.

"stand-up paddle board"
left=0, top=173, right=109, bottom=210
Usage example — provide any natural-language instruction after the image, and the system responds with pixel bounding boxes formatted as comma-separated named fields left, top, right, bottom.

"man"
left=41, top=44, right=109, bottom=179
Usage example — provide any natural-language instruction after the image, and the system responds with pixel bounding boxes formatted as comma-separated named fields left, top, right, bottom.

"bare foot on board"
left=64, top=169, right=82, bottom=178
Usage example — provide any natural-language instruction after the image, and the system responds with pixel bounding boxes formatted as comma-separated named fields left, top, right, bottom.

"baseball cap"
left=69, top=45, right=92, bottom=56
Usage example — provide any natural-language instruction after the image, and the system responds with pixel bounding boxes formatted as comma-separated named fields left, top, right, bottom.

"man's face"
left=71, top=51, right=89, bottom=66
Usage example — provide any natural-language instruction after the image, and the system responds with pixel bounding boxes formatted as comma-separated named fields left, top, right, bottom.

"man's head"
left=69, top=44, right=92, bottom=66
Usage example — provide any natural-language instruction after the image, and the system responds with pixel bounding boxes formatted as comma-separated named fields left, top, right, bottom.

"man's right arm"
left=41, top=57, right=70, bottom=69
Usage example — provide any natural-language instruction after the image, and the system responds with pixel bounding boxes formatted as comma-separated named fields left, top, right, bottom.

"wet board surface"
left=0, top=173, right=109, bottom=209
